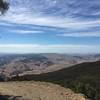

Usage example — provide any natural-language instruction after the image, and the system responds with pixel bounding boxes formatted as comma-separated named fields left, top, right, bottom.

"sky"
left=0, top=0, right=100, bottom=54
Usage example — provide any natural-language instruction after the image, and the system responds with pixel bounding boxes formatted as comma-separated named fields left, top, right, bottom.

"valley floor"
left=0, top=81, right=86, bottom=100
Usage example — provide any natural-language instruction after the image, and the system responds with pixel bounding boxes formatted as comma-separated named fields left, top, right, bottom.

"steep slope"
left=11, top=61, right=100, bottom=100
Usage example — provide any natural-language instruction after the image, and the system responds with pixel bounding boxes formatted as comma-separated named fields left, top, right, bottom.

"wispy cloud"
left=1, top=0, right=100, bottom=30
left=58, top=32, right=100, bottom=37
left=10, top=29, right=43, bottom=34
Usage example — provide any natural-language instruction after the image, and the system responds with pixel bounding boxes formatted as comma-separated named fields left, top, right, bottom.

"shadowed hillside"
left=10, top=61, right=100, bottom=100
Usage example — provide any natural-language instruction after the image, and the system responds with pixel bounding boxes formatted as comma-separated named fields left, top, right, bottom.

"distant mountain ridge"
left=0, top=53, right=100, bottom=77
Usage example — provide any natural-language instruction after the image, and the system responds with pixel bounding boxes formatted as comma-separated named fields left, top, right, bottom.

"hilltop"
left=10, top=61, right=100, bottom=100
left=0, top=81, right=86, bottom=100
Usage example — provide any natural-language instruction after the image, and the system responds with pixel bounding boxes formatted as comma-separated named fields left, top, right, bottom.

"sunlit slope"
left=0, top=81, right=86, bottom=100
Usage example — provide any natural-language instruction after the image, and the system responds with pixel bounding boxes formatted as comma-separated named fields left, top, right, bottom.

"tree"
left=0, top=0, right=9, bottom=14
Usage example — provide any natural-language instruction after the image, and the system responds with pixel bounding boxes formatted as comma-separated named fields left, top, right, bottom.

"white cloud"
left=0, top=0, right=100, bottom=38
left=1, top=12, right=100, bottom=30
left=1, top=0, right=100, bottom=30
left=58, top=32, right=100, bottom=37
left=10, top=29, right=43, bottom=34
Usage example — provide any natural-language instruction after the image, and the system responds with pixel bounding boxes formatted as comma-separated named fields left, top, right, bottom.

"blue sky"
left=0, top=0, right=100, bottom=54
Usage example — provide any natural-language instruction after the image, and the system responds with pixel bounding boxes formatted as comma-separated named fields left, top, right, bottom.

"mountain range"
left=0, top=53, right=100, bottom=99
left=0, top=53, right=100, bottom=78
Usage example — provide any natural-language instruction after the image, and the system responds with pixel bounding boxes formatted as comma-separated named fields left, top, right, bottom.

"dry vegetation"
left=0, top=81, right=86, bottom=100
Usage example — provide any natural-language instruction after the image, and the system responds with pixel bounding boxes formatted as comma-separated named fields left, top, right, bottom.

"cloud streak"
left=10, top=29, right=43, bottom=34
left=58, top=32, right=100, bottom=37
left=0, top=0, right=100, bottom=28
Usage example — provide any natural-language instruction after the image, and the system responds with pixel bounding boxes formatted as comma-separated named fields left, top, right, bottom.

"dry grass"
left=0, top=81, right=86, bottom=100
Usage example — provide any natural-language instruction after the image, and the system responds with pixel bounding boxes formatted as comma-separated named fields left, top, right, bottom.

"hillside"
left=0, top=54, right=100, bottom=77
left=10, top=61, right=100, bottom=100
left=0, top=81, right=86, bottom=100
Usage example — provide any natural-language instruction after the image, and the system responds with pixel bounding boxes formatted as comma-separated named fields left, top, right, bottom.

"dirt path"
left=0, top=81, right=86, bottom=100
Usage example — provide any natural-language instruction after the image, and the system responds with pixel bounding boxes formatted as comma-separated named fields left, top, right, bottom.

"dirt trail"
left=0, top=81, right=86, bottom=100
